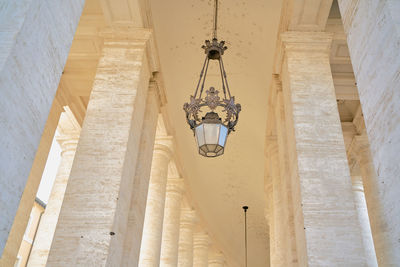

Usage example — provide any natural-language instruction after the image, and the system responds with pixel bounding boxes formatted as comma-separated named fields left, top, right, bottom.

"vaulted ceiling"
left=148, top=0, right=283, bottom=265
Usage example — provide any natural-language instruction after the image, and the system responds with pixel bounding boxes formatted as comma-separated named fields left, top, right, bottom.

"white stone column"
left=208, top=251, right=225, bottom=267
left=177, top=208, right=196, bottom=267
left=193, top=232, right=209, bottom=267
left=121, top=85, right=160, bottom=266
left=350, top=175, right=378, bottom=267
left=0, top=0, right=84, bottom=255
left=160, top=178, right=184, bottom=266
left=139, top=137, right=173, bottom=266
left=27, top=113, right=81, bottom=267
left=280, top=31, right=366, bottom=266
left=349, top=135, right=381, bottom=266
left=47, top=27, right=153, bottom=266
left=338, top=1, right=400, bottom=264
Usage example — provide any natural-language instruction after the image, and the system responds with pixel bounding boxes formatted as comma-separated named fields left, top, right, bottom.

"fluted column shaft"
left=160, top=178, right=184, bottom=266
left=27, top=129, right=80, bottom=267
left=139, top=138, right=173, bottom=266
left=193, top=232, right=209, bottom=267
left=208, top=251, right=225, bottom=267
left=177, top=209, right=196, bottom=267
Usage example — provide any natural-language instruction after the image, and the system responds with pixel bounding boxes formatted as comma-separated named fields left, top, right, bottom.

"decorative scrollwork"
left=183, top=95, right=201, bottom=129
left=223, top=97, right=241, bottom=131
left=183, top=86, right=241, bottom=133
left=204, top=87, right=220, bottom=110
left=183, top=38, right=241, bottom=135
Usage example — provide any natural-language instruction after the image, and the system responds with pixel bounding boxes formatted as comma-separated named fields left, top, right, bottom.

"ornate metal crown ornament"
left=183, top=0, right=241, bottom=157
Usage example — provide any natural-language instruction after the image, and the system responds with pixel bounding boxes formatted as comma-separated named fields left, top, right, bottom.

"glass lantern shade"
left=195, top=122, right=228, bottom=157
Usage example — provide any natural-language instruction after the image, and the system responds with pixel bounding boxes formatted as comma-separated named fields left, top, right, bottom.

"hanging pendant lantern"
left=183, top=0, right=241, bottom=158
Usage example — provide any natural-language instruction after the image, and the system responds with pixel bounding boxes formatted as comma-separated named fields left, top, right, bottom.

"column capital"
left=180, top=208, right=197, bottom=228
left=56, top=134, right=79, bottom=155
left=153, top=136, right=174, bottom=159
left=351, top=175, right=364, bottom=193
left=56, top=111, right=81, bottom=154
left=99, top=24, right=160, bottom=73
left=280, top=31, right=333, bottom=53
left=275, top=31, right=333, bottom=73
left=193, top=232, right=210, bottom=249
left=208, top=251, right=225, bottom=265
left=166, top=178, right=184, bottom=196
left=100, top=24, right=152, bottom=44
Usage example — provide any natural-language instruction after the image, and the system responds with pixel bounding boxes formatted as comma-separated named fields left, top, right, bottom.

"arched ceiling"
left=149, top=0, right=283, bottom=265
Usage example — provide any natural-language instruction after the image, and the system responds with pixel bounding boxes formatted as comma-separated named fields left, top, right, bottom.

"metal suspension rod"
left=213, top=0, right=218, bottom=39
left=220, top=56, right=232, bottom=98
left=194, top=55, right=209, bottom=98
left=243, top=206, right=248, bottom=267
left=199, top=58, right=210, bottom=98
left=218, top=58, right=227, bottom=99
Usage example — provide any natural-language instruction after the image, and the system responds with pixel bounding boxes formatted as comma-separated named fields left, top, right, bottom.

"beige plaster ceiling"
left=149, top=0, right=283, bottom=265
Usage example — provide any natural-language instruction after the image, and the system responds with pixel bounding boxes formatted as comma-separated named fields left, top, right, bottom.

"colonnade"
left=19, top=25, right=226, bottom=266
left=265, top=31, right=372, bottom=264
left=27, top=118, right=225, bottom=266
left=264, top=0, right=400, bottom=265
left=28, top=124, right=225, bottom=267
left=1, top=0, right=399, bottom=266
left=27, top=112, right=81, bottom=267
